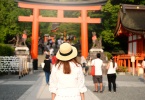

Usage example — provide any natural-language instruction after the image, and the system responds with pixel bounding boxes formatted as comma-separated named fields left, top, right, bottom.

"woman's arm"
left=80, top=93, right=85, bottom=100
left=106, top=62, right=110, bottom=69
left=49, top=67, right=58, bottom=100
left=51, top=93, right=56, bottom=100
left=77, top=66, right=87, bottom=100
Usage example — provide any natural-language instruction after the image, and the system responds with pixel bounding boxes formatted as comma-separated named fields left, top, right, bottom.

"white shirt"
left=49, top=62, right=87, bottom=94
left=142, top=61, right=145, bottom=68
left=87, top=60, right=92, bottom=66
left=107, top=62, right=118, bottom=74
left=57, top=39, right=62, bottom=45
left=81, top=56, right=87, bottom=64
left=49, top=48, right=54, bottom=55
left=91, top=58, right=103, bottom=75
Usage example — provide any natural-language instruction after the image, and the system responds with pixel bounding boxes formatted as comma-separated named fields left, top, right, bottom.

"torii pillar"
left=31, top=8, right=39, bottom=59
left=81, top=10, right=88, bottom=58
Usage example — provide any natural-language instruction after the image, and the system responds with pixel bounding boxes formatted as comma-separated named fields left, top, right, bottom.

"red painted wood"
left=31, top=8, right=39, bottom=59
left=18, top=2, right=101, bottom=10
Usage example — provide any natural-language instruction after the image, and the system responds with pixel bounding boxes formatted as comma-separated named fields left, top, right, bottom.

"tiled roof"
left=16, top=0, right=107, bottom=6
left=115, top=4, right=145, bottom=35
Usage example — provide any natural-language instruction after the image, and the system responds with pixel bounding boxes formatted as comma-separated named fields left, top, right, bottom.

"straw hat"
left=56, top=43, right=77, bottom=61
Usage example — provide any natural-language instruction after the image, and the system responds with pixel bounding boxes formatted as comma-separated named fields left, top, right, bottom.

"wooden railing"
left=113, top=53, right=145, bottom=73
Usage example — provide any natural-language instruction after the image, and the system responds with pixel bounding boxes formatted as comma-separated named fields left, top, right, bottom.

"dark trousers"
left=107, top=73, right=116, bottom=92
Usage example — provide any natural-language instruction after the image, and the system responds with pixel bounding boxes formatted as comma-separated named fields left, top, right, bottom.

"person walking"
left=141, top=58, right=145, bottom=81
left=91, top=53, right=103, bottom=93
left=81, top=55, right=87, bottom=66
left=106, top=57, right=118, bottom=93
left=49, top=43, right=87, bottom=100
left=43, top=55, right=52, bottom=85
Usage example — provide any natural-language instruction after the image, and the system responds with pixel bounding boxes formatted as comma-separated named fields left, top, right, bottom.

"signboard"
left=131, top=56, right=135, bottom=62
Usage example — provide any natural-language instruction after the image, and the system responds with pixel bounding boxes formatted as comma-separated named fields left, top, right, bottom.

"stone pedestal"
left=89, top=48, right=104, bottom=52
left=89, top=48, right=107, bottom=62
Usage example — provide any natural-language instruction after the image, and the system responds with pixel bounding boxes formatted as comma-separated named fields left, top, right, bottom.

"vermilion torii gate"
left=18, top=1, right=102, bottom=59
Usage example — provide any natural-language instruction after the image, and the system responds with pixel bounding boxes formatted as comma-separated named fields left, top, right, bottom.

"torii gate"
left=18, top=2, right=101, bottom=59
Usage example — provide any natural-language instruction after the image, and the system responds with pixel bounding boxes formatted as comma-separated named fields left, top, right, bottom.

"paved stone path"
left=85, top=75, right=145, bottom=100
left=1, top=54, right=143, bottom=100
left=0, top=69, right=145, bottom=100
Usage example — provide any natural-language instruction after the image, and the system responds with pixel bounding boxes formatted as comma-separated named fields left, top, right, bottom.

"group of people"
left=42, top=42, right=120, bottom=100
left=90, top=53, right=118, bottom=93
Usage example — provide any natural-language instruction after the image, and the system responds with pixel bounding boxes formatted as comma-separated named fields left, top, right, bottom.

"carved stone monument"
left=89, top=32, right=107, bottom=61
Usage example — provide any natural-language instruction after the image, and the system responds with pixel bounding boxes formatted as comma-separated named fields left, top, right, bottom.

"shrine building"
left=114, top=4, right=145, bottom=73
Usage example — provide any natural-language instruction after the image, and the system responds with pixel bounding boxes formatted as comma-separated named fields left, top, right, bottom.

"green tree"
left=99, top=0, right=120, bottom=51
left=0, top=0, right=19, bottom=42
left=101, top=30, right=119, bottom=51
left=0, top=0, right=32, bottom=43
left=100, top=0, right=145, bottom=52
left=110, top=0, right=145, bottom=5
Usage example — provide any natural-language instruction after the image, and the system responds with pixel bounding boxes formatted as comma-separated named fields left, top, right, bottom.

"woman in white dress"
left=49, top=43, right=87, bottom=100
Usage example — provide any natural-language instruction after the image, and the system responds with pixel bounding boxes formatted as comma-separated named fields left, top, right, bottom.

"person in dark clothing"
left=43, top=55, right=52, bottom=85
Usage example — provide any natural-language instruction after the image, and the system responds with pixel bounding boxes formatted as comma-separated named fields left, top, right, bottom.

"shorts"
left=93, top=75, right=102, bottom=83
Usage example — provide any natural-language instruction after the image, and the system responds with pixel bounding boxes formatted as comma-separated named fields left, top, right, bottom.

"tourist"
left=49, top=45, right=54, bottom=56
left=81, top=55, right=87, bottom=66
left=57, top=38, right=63, bottom=48
left=44, top=49, right=50, bottom=56
left=106, top=57, right=118, bottom=93
left=87, top=56, right=92, bottom=75
left=49, top=43, right=87, bottom=100
left=91, top=53, right=103, bottom=93
left=43, top=55, right=52, bottom=85
left=141, top=58, right=145, bottom=81
left=82, top=63, right=86, bottom=75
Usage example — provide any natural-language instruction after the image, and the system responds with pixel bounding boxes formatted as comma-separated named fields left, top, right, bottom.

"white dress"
left=49, top=62, right=87, bottom=100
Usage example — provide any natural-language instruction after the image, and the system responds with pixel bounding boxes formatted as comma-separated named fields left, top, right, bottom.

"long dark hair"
left=111, top=57, right=115, bottom=68
left=55, top=57, right=80, bottom=74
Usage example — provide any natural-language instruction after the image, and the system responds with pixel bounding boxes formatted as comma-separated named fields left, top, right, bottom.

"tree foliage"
left=0, top=0, right=144, bottom=53
left=99, top=0, right=120, bottom=52
left=0, top=0, right=32, bottom=43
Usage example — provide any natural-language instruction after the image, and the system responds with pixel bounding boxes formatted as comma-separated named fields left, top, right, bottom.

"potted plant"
left=116, top=66, right=128, bottom=75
